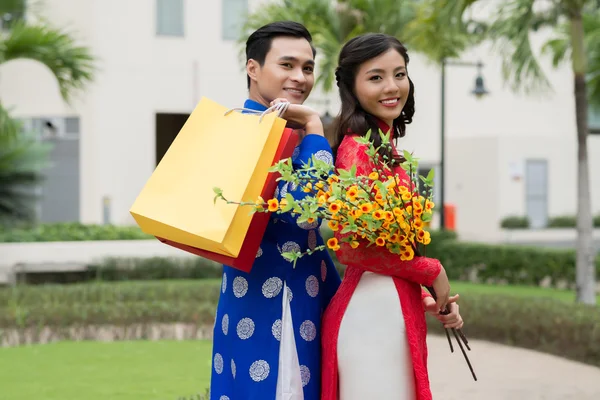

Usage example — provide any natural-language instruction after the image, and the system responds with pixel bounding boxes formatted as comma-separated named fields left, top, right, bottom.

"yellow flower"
left=425, top=200, right=435, bottom=211
left=329, top=202, right=341, bottom=214
left=307, top=217, right=316, bottom=224
left=360, top=203, right=373, bottom=213
left=267, top=198, right=279, bottom=212
left=393, top=207, right=404, bottom=217
left=375, top=237, right=386, bottom=247
left=279, top=198, right=288, bottom=210
left=350, top=241, right=360, bottom=249
left=369, top=171, right=379, bottom=180
left=373, top=210, right=385, bottom=220
left=303, top=182, right=313, bottom=193
left=375, top=193, right=385, bottom=204
left=318, top=195, right=327, bottom=205
left=416, top=229, right=427, bottom=243
left=315, top=181, right=325, bottom=190
left=398, top=186, right=409, bottom=194
left=256, top=196, right=265, bottom=204
left=346, top=186, right=359, bottom=201
left=389, top=233, right=400, bottom=243
left=413, top=219, right=424, bottom=230
left=327, top=175, right=339, bottom=184
left=327, top=237, right=340, bottom=251
left=402, top=192, right=412, bottom=201
left=351, top=209, right=364, bottom=219
left=384, top=211, right=394, bottom=222
left=328, top=220, right=339, bottom=231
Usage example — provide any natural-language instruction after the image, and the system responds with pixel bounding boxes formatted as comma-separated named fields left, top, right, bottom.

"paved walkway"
left=427, top=334, right=600, bottom=399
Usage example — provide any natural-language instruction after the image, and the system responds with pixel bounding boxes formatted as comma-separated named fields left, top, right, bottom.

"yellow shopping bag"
left=130, top=97, right=287, bottom=257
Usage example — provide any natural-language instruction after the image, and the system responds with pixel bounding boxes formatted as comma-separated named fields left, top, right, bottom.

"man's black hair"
left=245, top=21, right=317, bottom=88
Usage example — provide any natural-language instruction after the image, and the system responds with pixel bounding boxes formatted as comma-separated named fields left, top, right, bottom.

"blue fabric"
left=210, top=99, right=342, bottom=400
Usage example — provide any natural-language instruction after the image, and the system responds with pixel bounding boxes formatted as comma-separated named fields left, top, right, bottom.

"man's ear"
left=246, top=59, right=260, bottom=84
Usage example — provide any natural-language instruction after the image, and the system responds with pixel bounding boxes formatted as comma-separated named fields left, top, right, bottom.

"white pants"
left=337, top=272, right=416, bottom=400
left=276, top=285, right=304, bottom=400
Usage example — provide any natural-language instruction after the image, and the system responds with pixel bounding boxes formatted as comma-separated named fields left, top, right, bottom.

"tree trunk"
left=570, top=10, right=596, bottom=305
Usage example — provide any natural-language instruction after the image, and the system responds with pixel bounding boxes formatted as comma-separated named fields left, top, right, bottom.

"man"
left=209, top=21, right=342, bottom=400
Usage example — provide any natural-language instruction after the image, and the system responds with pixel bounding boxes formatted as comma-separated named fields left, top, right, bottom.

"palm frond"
left=584, top=7, right=600, bottom=108
left=0, top=20, right=96, bottom=103
left=0, top=105, right=52, bottom=226
left=485, top=0, right=553, bottom=94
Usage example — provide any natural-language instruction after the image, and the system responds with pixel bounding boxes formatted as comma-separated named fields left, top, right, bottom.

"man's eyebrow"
left=278, top=56, right=315, bottom=66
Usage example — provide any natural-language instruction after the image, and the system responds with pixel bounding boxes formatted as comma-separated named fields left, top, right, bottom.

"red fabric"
left=321, top=134, right=442, bottom=400
left=157, top=128, right=299, bottom=273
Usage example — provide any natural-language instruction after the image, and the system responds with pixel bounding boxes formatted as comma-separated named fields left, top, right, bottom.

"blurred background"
left=1, top=0, right=599, bottom=399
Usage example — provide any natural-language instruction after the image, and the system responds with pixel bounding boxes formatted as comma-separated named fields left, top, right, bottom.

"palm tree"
left=0, top=3, right=95, bottom=225
left=240, top=0, right=475, bottom=93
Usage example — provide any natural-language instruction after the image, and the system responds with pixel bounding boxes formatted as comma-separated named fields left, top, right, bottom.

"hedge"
left=0, top=223, right=152, bottom=242
left=1, top=280, right=599, bottom=368
left=500, top=216, right=529, bottom=229
left=425, top=240, right=600, bottom=287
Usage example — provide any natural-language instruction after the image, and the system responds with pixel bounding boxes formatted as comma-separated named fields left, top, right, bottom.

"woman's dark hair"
left=330, top=33, right=415, bottom=165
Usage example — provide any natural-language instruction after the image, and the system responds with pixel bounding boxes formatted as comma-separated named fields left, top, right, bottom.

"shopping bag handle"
left=224, top=101, right=290, bottom=123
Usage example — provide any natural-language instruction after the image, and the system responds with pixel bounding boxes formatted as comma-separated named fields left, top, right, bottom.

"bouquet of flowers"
left=214, top=129, right=476, bottom=380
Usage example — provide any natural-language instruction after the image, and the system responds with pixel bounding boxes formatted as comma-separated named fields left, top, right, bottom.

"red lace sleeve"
left=333, top=136, right=442, bottom=287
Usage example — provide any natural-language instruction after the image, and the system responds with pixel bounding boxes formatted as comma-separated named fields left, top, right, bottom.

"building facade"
left=1, top=0, right=599, bottom=241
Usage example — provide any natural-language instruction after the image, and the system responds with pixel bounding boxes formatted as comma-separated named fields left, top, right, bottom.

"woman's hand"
left=270, top=98, right=324, bottom=136
left=423, top=294, right=464, bottom=329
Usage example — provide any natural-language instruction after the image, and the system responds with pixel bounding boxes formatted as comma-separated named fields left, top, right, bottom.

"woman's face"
left=353, top=48, right=410, bottom=128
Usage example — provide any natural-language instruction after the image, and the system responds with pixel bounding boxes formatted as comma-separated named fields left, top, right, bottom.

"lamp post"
left=439, top=59, right=489, bottom=230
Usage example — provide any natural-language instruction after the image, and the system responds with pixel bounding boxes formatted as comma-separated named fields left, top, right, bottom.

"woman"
left=320, top=33, right=464, bottom=400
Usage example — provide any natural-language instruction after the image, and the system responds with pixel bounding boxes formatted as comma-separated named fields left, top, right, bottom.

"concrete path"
left=427, top=334, right=600, bottom=399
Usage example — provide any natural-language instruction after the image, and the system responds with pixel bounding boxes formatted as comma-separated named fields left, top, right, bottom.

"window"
left=222, top=0, right=248, bottom=41
left=589, top=105, right=600, bottom=134
left=156, top=0, right=184, bottom=37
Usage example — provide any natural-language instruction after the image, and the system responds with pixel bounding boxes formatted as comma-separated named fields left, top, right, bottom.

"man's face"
left=247, top=37, right=315, bottom=105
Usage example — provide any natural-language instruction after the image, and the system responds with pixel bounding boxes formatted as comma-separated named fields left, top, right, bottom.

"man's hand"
left=423, top=294, right=464, bottom=329
left=270, top=98, right=324, bottom=136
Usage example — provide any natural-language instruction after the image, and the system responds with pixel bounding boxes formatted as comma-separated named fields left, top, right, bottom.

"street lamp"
left=439, top=59, right=489, bottom=230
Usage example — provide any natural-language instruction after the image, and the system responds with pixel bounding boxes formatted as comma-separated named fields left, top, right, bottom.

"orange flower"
left=385, top=211, right=394, bottom=222
left=307, top=217, right=316, bottom=224
left=369, top=171, right=379, bottom=180
left=416, top=229, right=426, bottom=243
left=350, top=241, right=360, bottom=249
left=375, top=237, right=386, bottom=247
left=389, top=233, right=399, bottom=243
left=267, top=199, right=279, bottom=212
left=327, top=237, right=340, bottom=251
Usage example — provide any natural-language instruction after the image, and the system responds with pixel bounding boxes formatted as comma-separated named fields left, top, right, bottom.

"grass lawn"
left=0, top=340, right=212, bottom=400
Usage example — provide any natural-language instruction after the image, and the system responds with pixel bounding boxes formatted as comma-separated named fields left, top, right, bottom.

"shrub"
left=500, top=216, right=529, bottom=229
left=89, top=257, right=222, bottom=282
left=547, top=215, right=577, bottom=228
left=2, top=280, right=599, bottom=368
left=425, top=240, right=600, bottom=287
left=426, top=293, right=600, bottom=368
left=0, top=222, right=153, bottom=242
left=595, top=215, right=600, bottom=228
